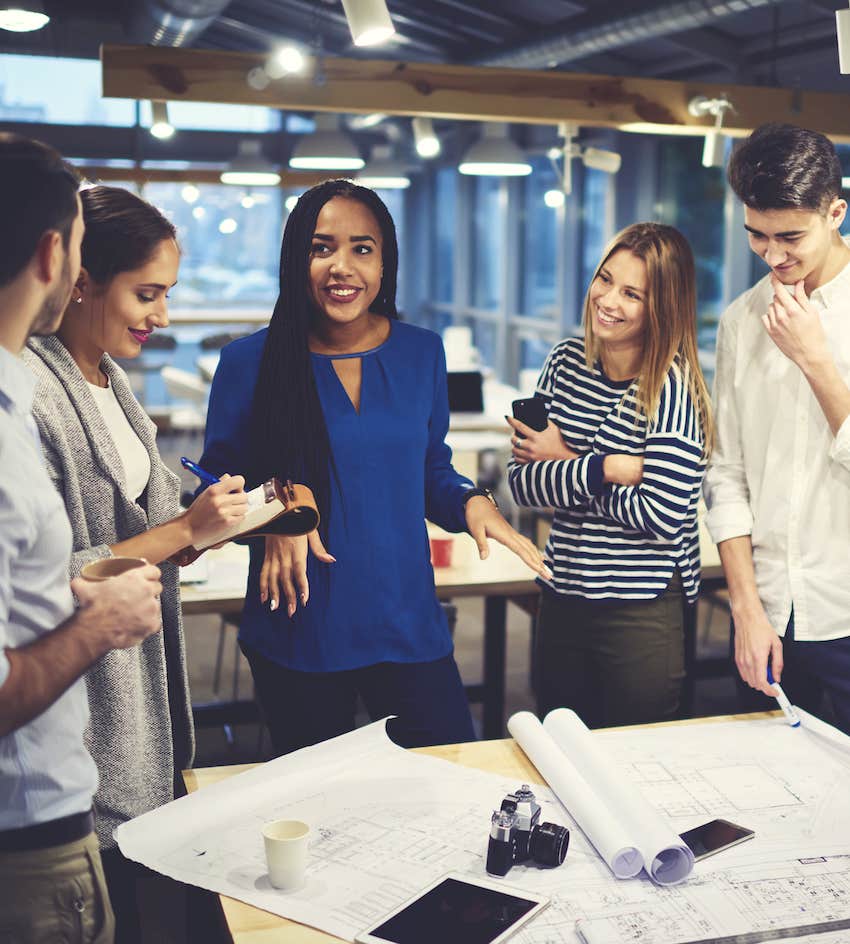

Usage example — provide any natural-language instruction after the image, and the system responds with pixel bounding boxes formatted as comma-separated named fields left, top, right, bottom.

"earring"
left=74, top=296, right=83, bottom=304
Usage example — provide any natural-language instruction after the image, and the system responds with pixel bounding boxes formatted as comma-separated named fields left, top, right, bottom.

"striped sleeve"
left=508, top=342, right=604, bottom=509
left=593, top=370, right=704, bottom=543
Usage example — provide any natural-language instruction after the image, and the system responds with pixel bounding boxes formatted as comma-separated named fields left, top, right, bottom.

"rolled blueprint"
left=507, top=711, right=643, bottom=879
left=543, top=708, right=694, bottom=886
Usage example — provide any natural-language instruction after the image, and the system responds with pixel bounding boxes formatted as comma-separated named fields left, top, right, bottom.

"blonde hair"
left=583, top=222, right=715, bottom=456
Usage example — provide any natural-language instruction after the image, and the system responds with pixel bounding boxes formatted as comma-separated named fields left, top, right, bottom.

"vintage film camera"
left=486, top=784, right=569, bottom=877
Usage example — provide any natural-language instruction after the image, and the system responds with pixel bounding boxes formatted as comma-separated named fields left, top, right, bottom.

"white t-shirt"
left=87, top=381, right=151, bottom=501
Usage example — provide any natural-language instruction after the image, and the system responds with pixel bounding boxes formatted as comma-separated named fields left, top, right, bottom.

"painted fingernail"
left=269, top=599, right=278, bottom=611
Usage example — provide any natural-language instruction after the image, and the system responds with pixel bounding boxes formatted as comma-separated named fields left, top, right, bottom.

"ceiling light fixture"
left=150, top=101, right=175, bottom=140
left=265, top=44, right=307, bottom=79
left=688, top=95, right=734, bottom=168
left=544, top=189, right=565, bottom=209
left=0, top=2, right=48, bottom=32
left=459, top=123, right=531, bottom=177
left=220, top=139, right=281, bottom=186
left=341, top=0, right=395, bottom=47
left=289, top=114, right=364, bottom=171
left=838, top=4, right=850, bottom=73
left=549, top=123, right=621, bottom=195
left=412, top=117, right=441, bottom=159
left=181, top=184, right=200, bottom=204
left=357, top=144, right=411, bottom=189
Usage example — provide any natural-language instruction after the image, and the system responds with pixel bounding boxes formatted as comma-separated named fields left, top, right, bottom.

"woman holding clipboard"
left=200, top=179, right=548, bottom=756
left=23, top=186, right=248, bottom=942
left=507, top=223, right=713, bottom=728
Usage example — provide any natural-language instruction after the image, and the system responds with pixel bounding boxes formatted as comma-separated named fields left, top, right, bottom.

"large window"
left=656, top=138, right=726, bottom=349
left=520, top=157, right=558, bottom=318
left=0, top=55, right=134, bottom=125
left=471, top=176, right=503, bottom=311
left=433, top=168, right=456, bottom=305
left=143, top=182, right=283, bottom=311
left=580, top=167, right=612, bottom=295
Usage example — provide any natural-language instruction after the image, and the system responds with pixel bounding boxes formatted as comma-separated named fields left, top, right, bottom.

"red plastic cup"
left=430, top=536, right=454, bottom=568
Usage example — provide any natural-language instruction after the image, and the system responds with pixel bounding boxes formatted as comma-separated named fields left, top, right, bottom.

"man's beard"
left=30, top=255, right=73, bottom=338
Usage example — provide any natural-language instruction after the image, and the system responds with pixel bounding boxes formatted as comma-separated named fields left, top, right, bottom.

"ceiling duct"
left=478, top=0, right=788, bottom=70
left=129, top=0, right=233, bottom=47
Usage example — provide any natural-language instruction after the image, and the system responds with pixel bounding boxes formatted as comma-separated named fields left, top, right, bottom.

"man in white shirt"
left=0, top=134, right=164, bottom=944
left=705, top=123, right=850, bottom=732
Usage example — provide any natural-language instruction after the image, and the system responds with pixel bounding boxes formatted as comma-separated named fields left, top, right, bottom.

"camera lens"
left=529, top=821, right=569, bottom=867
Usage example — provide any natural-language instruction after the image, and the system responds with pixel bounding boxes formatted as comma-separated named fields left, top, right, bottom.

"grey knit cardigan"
left=23, top=336, right=195, bottom=850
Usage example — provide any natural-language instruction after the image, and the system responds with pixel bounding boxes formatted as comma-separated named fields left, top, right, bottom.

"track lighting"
left=150, top=101, right=175, bottom=140
left=688, top=95, right=734, bottom=168
left=548, top=124, right=621, bottom=195
left=341, top=0, right=395, bottom=47
left=413, top=117, right=441, bottom=159
left=838, top=4, right=850, bottom=74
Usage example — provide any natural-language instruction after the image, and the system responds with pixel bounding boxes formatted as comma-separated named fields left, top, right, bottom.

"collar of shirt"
left=0, top=343, right=36, bottom=418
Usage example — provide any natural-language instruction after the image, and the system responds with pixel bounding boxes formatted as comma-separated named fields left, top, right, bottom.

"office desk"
left=184, top=713, right=775, bottom=944
left=180, top=537, right=539, bottom=740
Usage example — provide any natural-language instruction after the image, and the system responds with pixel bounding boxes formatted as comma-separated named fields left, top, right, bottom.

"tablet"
left=354, top=873, right=549, bottom=944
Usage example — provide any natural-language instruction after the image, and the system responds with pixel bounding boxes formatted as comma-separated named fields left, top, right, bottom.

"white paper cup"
left=262, top=819, right=310, bottom=890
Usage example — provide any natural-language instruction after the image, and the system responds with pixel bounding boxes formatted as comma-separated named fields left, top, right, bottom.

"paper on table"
left=508, top=709, right=693, bottom=885
left=543, top=708, right=693, bottom=885
left=507, top=712, right=642, bottom=880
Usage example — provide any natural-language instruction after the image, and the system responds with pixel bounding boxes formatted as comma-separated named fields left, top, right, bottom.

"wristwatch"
left=462, top=487, right=498, bottom=509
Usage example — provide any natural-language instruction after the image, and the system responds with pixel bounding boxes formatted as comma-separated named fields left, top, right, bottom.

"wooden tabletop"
left=184, top=714, right=774, bottom=944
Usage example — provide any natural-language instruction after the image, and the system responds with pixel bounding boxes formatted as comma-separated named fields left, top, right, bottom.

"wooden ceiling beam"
left=101, top=45, right=850, bottom=142
left=75, top=165, right=329, bottom=188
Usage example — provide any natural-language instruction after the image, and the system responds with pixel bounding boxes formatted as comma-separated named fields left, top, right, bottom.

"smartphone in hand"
left=512, top=397, right=548, bottom=434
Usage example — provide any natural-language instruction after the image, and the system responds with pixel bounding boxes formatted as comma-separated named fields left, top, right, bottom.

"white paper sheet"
left=115, top=715, right=850, bottom=944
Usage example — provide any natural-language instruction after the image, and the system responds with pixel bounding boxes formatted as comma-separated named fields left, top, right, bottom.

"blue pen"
left=180, top=457, right=220, bottom=487
left=767, top=664, right=801, bottom=727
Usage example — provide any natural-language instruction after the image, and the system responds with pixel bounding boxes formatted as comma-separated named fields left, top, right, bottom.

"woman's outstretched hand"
left=260, top=531, right=335, bottom=618
left=506, top=417, right=577, bottom=464
left=463, top=496, right=552, bottom=580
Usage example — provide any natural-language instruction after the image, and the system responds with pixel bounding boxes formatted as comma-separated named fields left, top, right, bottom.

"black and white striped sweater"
left=509, top=337, right=705, bottom=603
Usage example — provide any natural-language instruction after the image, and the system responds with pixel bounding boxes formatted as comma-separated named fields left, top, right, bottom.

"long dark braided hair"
left=246, top=179, right=400, bottom=536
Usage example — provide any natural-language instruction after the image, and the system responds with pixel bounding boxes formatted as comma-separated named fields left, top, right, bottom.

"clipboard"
left=188, top=478, right=320, bottom=553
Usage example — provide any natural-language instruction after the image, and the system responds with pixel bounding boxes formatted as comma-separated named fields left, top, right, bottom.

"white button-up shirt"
left=704, top=252, right=850, bottom=642
left=0, top=345, right=98, bottom=829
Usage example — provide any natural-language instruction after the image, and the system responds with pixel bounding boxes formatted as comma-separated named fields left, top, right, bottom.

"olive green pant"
left=535, top=572, right=685, bottom=728
left=0, top=831, right=115, bottom=944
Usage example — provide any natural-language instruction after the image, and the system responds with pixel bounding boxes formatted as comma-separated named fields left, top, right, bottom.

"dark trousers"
left=535, top=573, right=685, bottom=729
left=732, top=615, right=850, bottom=735
left=241, top=645, right=478, bottom=756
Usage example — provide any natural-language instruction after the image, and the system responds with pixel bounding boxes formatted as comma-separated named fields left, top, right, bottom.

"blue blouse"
left=200, top=320, right=474, bottom=672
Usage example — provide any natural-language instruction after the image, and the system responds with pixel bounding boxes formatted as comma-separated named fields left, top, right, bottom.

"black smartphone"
left=512, top=397, right=548, bottom=433
left=679, top=818, right=755, bottom=861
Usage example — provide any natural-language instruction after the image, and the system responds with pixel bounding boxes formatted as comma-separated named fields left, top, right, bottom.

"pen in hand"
left=180, top=457, right=221, bottom=488
left=767, top=664, right=801, bottom=728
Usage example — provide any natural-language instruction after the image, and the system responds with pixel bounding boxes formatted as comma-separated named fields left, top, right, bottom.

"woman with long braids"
left=200, top=179, right=548, bottom=755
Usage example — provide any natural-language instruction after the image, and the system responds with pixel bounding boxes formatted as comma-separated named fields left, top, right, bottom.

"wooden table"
left=184, top=714, right=775, bottom=944
left=181, top=536, right=540, bottom=740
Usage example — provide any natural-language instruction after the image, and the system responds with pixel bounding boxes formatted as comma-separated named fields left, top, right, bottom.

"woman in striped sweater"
left=508, top=223, right=714, bottom=727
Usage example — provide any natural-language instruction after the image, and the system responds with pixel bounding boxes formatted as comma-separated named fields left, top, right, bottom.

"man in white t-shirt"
left=0, top=134, right=164, bottom=944
left=705, top=123, right=850, bottom=732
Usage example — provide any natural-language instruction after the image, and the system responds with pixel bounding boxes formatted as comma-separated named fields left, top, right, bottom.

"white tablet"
left=354, top=872, right=549, bottom=944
